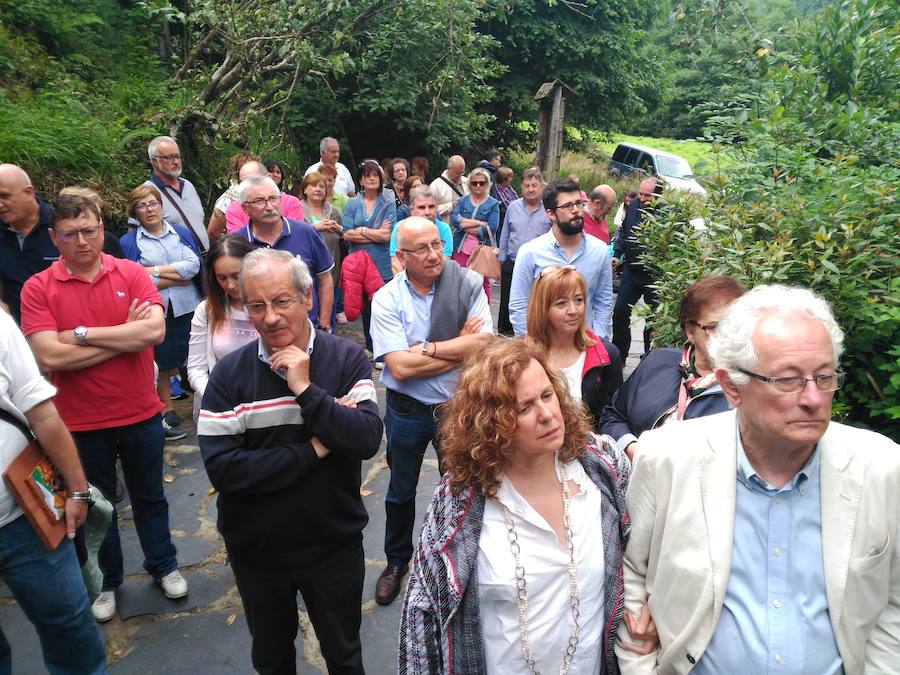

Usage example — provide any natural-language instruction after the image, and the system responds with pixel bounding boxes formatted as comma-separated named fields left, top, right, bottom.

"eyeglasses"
left=244, top=195, right=280, bottom=207
left=470, top=181, right=487, bottom=187
left=538, top=264, right=576, bottom=278
left=738, top=368, right=845, bottom=394
left=244, top=295, right=303, bottom=315
left=553, top=199, right=586, bottom=212
left=135, top=201, right=161, bottom=212
left=399, top=241, right=443, bottom=257
left=685, top=320, right=718, bottom=336
left=55, top=227, right=100, bottom=243
left=153, top=154, right=181, bottom=162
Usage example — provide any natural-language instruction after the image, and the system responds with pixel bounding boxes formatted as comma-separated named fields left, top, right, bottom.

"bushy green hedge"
left=638, top=0, right=899, bottom=439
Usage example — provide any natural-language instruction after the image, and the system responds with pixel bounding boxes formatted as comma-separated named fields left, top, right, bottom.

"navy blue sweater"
left=198, top=330, right=383, bottom=565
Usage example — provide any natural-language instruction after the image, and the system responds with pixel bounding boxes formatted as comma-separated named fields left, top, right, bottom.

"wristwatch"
left=68, top=487, right=93, bottom=504
left=73, top=325, right=89, bottom=346
left=152, top=265, right=160, bottom=278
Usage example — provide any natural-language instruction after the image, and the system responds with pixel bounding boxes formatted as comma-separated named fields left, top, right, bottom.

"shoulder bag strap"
left=0, top=407, right=34, bottom=441
left=439, top=176, right=464, bottom=198
left=158, top=186, right=206, bottom=252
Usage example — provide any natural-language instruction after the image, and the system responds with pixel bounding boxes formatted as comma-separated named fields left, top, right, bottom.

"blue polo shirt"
left=235, top=218, right=334, bottom=324
left=0, top=198, right=124, bottom=323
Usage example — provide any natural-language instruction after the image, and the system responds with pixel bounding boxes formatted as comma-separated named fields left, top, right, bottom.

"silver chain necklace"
left=502, top=462, right=581, bottom=675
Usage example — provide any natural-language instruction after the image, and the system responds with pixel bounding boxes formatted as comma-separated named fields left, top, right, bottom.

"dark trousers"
left=361, top=293, right=374, bottom=352
left=74, top=414, right=178, bottom=589
left=230, top=541, right=365, bottom=675
left=498, top=258, right=515, bottom=335
left=383, top=389, right=442, bottom=567
left=612, top=267, right=658, bottom=359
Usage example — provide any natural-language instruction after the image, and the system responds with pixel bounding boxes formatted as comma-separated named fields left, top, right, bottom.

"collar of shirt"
left=735, top=421, right=817, bottom=495
left=495, top=453, right=589, bottom=528
left=136, top=221, right=177, bottom=240
left=248, top=218, right=290, bottom=247
left=551, top=231, right=587, bottom=259
left=399, top=269, right=435, bottom=300
left=149, top=173, right=185, bottom=195
left=257, top=317, right=316, bottom=380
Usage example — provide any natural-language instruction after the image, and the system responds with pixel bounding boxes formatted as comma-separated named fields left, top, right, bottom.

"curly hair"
left=440, top=337, right=593, bottom=497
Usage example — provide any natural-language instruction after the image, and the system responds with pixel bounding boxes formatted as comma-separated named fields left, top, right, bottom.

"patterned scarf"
left=679, top=342, right=718, bottom=399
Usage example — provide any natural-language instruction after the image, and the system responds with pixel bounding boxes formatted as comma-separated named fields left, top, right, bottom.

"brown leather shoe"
left=375, top=564, right=409, bottom=605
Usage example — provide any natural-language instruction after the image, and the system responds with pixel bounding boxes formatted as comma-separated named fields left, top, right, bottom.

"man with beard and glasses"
left=142, top=136, right=208, bottom=253
left=509, top=179, right=613, bottom=338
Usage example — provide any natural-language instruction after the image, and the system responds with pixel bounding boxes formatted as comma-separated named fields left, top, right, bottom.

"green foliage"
left=638, top=0, right=900, bottom=438
left=478, top=0, right=663, bottom=147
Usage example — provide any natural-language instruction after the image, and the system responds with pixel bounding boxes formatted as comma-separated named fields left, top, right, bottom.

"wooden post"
left=534, top=80, right=576, bottom=179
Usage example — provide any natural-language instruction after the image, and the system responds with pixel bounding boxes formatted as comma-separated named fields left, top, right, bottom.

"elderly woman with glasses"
left=399, top=338, right=657, bottom=674
left=527, top=266, right=623, bottom=433
left=120, top=185, right=203, bottom=439
left=450, top=166, right=500, bottom=299
left=599, top=275, right=746, bottom=459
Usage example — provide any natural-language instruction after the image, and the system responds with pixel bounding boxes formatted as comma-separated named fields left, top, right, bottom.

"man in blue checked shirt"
left=508, top=178, right=613, bottom=338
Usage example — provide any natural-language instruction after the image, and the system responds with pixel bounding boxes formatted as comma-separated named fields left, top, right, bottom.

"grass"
left=592, top=133, right=729, bottom=175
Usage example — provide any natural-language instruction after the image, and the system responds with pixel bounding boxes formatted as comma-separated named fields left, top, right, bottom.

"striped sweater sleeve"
left=198, top=361, right=322, bottom=496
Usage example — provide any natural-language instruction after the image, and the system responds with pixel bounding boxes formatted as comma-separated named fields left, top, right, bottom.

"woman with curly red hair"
left=399, top=338, right=656, bottom=674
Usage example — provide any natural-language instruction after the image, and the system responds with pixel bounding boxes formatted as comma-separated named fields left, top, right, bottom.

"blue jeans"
left=612, top=267, right=658, bottom=359
left=74, top=414, right=178, bottom=589
left=383, top=390, right=442, bottom=566
left=0, top=516, right=106, bottom=674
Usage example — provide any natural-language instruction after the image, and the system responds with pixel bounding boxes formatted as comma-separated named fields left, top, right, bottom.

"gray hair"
left=240, top=249, right=313, bottom=303
left=238, top=175, right=279, bottom=202
left=409, top=185, right=435, bottom=205
left=148, top=135, right=177, bottom=160
left=521, top=166, right=545, bottom=184
left=708, top=284, right=844, bottom=386
left=320, top=136, right=338, bottom=153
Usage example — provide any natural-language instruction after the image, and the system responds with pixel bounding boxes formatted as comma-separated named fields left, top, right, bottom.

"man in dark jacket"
left=477, top=148, right=501, bottom=200
left=198, top=248, right=382, bottom=675
left=611, top=176, right=661, bottom=358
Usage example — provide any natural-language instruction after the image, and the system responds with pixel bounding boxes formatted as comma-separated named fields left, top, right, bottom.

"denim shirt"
left=342, top=194, right=397, bottom=281
left=449, top=195, right=500, bottom=252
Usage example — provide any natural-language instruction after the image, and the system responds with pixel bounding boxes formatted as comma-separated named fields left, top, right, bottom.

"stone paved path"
left=2, top=286, right=645, bottom=674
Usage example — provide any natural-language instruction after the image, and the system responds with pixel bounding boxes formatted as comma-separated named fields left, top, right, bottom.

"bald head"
left=239, top=161, right=268, bottom=181
left=0, top=164, right=38, bottom=232
left=396, top=216, right=439, bottom=250
left=638, top=177, right=659, bottom=205
left=447, top=155, right=465, bottom=181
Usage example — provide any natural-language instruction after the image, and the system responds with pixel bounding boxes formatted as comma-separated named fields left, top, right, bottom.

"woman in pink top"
left=186, top=235, right=260, bottom=420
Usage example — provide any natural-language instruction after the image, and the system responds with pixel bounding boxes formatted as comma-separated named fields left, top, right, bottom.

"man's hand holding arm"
left=59, top=303, right=165, bottom=352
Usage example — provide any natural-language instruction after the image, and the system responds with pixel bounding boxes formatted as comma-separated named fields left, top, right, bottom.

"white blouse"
left=556, top=350, right=587, bottom=402
left=478, top=456, right=606, bottom=674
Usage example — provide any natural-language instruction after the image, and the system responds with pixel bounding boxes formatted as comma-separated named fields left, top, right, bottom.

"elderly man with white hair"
left=616, top=284, right=900, bottom=674
left=304, top=136, right=356, bottom=197
left=234, top=174, right=334, bottom=331
left=199, top=249, right=382, bottom=674
left=143, top=135, right=208, bottom=252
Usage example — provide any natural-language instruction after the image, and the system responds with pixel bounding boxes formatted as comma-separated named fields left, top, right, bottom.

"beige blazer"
left=616, top=410, right=900, bottom=675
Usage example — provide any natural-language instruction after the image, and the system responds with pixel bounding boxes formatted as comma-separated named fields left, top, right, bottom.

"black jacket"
left=581, top=332, right=624, bottom=430
left=598, top=348, right=730, bottom=445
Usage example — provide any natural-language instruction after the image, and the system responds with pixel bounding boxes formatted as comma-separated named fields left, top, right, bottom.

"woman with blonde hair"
left=527, top=266, right=623, bottom=432
left=400, top=338, right=656, bottom=674
left=450, top=166, right=500, bottom=299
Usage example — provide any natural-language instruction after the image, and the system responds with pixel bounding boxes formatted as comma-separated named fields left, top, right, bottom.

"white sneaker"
left=374, top=361, right=384, bottom=371
left=336, top=312, right=348, bottom=324
left=158, top=570, right=188, bottom=599
left=92, top=591, right=116, bottom=622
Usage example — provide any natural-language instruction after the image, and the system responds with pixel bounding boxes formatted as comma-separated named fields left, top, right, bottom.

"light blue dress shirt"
left=693, top=428, right=844, bottom=675
left=508, top=230, right=612, bottom=339
left=370, top=269, right=492, bottom=405
left=497, top=197, right=551, bottom=262
left=136, top=222, right=201, bottom=318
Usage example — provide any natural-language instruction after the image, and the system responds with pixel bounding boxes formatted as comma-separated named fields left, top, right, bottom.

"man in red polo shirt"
left=583, top=184, right=616, bottom=244
left=20, top=193, right=187, bottom=624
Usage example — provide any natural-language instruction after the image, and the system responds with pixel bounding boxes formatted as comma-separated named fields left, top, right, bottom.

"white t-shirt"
left=478, top=456, right=605, bottom=674
left=557, top=350, right=587, bottom=402
left=304, top=161, right=355, bottom=197
left=0, top=311, right=57, bottom=527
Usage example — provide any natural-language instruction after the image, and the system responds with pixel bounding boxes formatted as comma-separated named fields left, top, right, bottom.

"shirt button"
left=775, top=655, right=782, bottom=664
left=774, top=496, right=781, bottom=505
left=773, top=599, right=781, bottom=609
left=773, top=547, right=782, bottom=556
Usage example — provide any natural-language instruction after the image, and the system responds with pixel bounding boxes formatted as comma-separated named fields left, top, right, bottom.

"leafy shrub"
left=638, top=0, right=899, bottom=439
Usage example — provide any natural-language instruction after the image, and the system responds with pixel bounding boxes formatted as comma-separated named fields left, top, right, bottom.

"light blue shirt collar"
left=257, top=317, right=317, bottom=380
left=735, top=420, right=817, bottom=494
left=399, top=269, right=436, bottom=299
left=136, top=221, right=177, bottom=240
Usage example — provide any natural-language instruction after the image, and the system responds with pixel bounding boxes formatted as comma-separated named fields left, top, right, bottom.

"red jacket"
left=340, top=250, right=385, bottom=321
